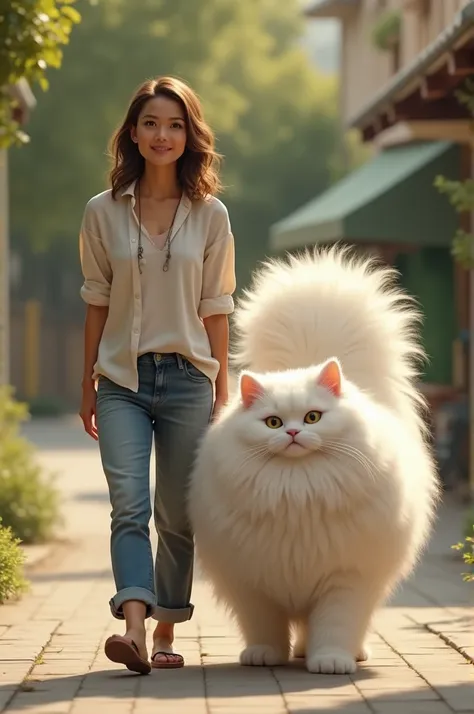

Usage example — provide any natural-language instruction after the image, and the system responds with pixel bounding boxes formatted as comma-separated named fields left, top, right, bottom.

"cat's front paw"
left=356, top=644, right=371, bottom=662
left=306, top=649, right=356, bottom=675
left=240, top=644, right=286, bottom=667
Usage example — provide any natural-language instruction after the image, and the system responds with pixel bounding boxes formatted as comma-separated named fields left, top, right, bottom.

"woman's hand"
left=80, top=380, right=98, bottom=440
left=203, top=314, right=230, bottom=424
left=212, top=392, right=228, bottom=422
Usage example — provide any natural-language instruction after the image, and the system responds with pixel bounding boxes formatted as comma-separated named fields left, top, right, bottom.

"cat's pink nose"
left=287, top=429, right=300, bottom=438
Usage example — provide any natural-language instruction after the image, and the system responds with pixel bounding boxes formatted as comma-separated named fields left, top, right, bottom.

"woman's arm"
left=82, top=305, right=109, bottom=388
left=199, top=213, right=236, bottom=419
left=204, top=313, right=229, bottom=415
left=79, top=211, right=112, bottom=439
left=79, top=306, right=108, bottom=440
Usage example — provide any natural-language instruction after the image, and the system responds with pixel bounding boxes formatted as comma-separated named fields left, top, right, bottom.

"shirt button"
left=134, top=327, right=139, bottom=334
left=131, top=237, right=137, bottom=243
left=135, top=294, right=140, bottom=300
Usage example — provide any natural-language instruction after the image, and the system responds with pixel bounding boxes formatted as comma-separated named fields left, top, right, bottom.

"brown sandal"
left=151, top=649, right=185, bottom=669
left=104, top=635, right=151, bottom=675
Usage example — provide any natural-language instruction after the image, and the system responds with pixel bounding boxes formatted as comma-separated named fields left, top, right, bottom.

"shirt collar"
left=121, top=181, right=137, bottom=202
left=121, top=180, right=192, bottom=212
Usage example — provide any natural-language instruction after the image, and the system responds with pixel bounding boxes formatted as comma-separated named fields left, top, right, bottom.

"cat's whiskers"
left=325, top=448, right=375, bottom=486
left=326, top=443, right=375, bottom=475
left=227, top=447, right=273, bottom=483
left=329, top=447, right=371, bottom=477
left=243, top=443, right=271, bottom=457
left=324, top=441, right=378, bottom=481
left=248, top=439, right=275, bottom=457
left=340, top=449, right=376, bottom=481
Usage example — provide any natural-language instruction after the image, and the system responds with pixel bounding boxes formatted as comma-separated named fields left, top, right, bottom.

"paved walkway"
left=0, top=416, right=473, bottom=714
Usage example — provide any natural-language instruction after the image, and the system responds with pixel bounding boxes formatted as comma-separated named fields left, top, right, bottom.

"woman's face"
left=131, top=95, right=187, bottom=167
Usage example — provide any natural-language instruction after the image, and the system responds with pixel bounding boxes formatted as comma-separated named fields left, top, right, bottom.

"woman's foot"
left=152, top=623, right=184, bottom=668
left=119, top=601, right=148, bottom=660
left=104, top=626, right=150, bottom=674
left=125, top=626, right=148, bottom=661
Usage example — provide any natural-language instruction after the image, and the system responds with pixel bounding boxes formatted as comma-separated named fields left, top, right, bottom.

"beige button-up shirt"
left=79, top=182, right=236, bottom=392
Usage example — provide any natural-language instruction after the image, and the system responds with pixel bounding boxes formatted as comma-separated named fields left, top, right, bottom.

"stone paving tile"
left=287, top=702, right=372, bottom=714
left=0, top=417, right=472, bottom=714
left=3, top=562, right=473, bottom=714
left=0, top=694, right=15, bottom=713
left=70, top=704, right=135, bottom=714
left=369, top=704, right=453, bottom=714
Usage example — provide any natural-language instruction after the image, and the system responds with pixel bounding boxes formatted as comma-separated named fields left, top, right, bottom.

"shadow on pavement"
left=29, top=569, right=111, bottom=584
left=21, top=417, right=98, bottom=453
left=0, top=668, right=472, bottom=710
left=75, top=491, right=111, bottom=503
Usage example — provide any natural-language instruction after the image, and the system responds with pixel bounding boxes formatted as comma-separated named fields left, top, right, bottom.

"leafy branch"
left=434, top=175, right=474, bottom=269
left=452, top=524, right=474, bottom=582
left=435, top=78, right=474, bottom=269
left=371, top=10, right=401, bottom=52
left=0, top=0, right=81, bottom=148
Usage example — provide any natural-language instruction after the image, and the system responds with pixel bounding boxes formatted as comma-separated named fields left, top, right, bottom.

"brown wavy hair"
left=109, top=76, right=222, bottom=200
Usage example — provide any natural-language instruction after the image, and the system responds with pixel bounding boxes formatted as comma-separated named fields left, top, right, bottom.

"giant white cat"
left=188, top=247, right=439, bottom=675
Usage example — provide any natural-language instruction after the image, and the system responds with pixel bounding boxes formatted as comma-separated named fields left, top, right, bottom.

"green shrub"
left=463, top=509, right=474, bottom=540
left=27, top=395, right=68, bottom=418
left=371, top=10, right=402, bottom=51
left=0, top=518, right=28, bottom=604
left=452, top=512, right=474, bottom=582
left=0, top=386, right=60, bottom=544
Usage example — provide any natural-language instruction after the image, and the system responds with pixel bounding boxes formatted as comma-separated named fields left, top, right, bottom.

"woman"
left=79, top=76, right=235, bottom=674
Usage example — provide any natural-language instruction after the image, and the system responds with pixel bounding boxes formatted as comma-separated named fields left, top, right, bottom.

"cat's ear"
left=240, top=373, right=265, bottom=409
left=317, top=359, right=342, bottom=397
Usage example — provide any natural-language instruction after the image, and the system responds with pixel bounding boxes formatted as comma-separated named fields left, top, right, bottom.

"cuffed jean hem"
left=152, top=603, right=194, bottom=623
left=109, top=587, right=157, bottom=620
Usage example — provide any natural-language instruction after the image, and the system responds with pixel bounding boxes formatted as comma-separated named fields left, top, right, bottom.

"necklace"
left=136, top=181, right=181, bottom=274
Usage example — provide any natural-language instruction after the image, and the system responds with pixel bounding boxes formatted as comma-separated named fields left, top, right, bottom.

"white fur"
left=188, top=247, right=439, bottom=674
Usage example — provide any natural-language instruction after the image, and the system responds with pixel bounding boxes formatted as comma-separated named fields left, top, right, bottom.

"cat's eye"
left=304, top=410, right=322, bottom=424
left=265, top=416, right=283, bottom=429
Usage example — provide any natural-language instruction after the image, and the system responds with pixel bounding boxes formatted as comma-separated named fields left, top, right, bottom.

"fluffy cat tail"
left=232, top=245, right=428, bottom=430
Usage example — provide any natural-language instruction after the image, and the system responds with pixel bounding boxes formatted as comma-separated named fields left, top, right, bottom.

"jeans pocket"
left=183, top=359, right=209, bottom=384
left=96, top=374, right=114, bottom=398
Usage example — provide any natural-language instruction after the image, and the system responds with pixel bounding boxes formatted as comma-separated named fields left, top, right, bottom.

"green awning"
left=270, top=141, right=460, bottom=253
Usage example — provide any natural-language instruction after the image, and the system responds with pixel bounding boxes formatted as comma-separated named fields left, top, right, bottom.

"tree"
left=10, top=0, right=341, bottom=290
left=0, top=0, right=81, bottom=147
left=435, top=79, right=474, bottom=269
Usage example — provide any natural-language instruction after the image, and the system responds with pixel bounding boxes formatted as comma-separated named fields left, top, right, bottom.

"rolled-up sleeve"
left=79, top=223, right=112, bottom=307
left=199, top=232, right=236, bottom=319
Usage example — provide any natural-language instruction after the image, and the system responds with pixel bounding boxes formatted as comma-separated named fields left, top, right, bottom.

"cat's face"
left=234, top=359, right=356, bottom=460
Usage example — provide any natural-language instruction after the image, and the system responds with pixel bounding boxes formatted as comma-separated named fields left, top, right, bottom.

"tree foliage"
left=452, top=519, right=474, bottom=583
left=10, top=0, right=341, bottom=289
left=0, top=0, right=81, bottom=147
left=435, top=79, right=474, bottom=269
left=435, top=175, right=474, bottom=269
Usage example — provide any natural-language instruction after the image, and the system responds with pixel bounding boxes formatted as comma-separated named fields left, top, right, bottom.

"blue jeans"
left=96, top=352, right=214, bottom=622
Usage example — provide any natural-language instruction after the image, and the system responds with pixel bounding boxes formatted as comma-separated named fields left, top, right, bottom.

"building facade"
left=316, top=0, right=473, bottom=128
left=272, top=0, right=474, bottom=495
